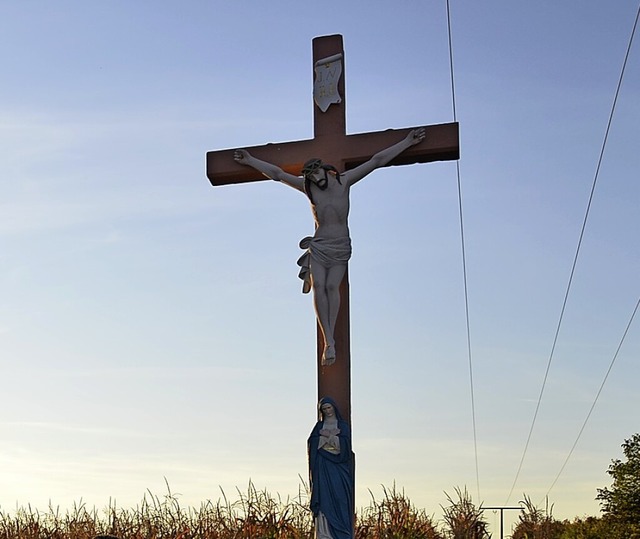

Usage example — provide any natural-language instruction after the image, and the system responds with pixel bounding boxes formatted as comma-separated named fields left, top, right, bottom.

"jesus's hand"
left=233, top=149, right=251, bottom=164
left=408, top=128, right=426, bottom=146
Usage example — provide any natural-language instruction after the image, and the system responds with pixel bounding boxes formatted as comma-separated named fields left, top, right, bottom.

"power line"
left=446, top=0, right=458, bottom=123
left=445, top=0, right=481, bottom=503
left=541, top=296, right=640, bottom=503
left=505, top=2, right=640, bottom=504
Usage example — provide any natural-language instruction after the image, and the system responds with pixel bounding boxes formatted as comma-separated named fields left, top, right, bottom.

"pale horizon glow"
left=1, top=1, right=639, bottom=535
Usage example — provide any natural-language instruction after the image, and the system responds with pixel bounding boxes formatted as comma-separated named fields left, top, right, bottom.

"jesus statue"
left=234, top=127, right=425, bottom=365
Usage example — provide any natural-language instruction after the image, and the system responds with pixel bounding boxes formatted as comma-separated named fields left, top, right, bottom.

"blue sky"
left=1, top=1, right=639, bottom=534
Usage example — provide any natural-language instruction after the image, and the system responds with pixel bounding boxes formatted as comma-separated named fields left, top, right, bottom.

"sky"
left=1, top=1, right=639, bottom=535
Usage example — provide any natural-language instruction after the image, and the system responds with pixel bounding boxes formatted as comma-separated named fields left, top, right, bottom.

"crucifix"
left=207, top=34, right=459, bottom=422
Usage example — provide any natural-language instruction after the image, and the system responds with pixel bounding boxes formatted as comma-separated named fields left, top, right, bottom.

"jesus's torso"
left=310, top=178, right=351, bottom=240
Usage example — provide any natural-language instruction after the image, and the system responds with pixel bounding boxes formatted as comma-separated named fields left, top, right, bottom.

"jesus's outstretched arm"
left=234, top=149, right=305, bottom=192
left=343, top=128, right=426, bottom=187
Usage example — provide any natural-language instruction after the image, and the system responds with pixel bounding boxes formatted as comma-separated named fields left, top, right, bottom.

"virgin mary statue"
left=307, top=397, right=355, bottom=539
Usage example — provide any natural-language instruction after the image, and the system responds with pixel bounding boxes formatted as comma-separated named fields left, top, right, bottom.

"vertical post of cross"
left=311, top=34, right=352, bottom=424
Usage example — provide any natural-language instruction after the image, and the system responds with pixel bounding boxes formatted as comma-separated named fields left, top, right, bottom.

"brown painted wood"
left=312, top=34, right=346, bottom=139
left=206, top=34, right=459, bottom=424
left=207, top=123, right=459, bottom=187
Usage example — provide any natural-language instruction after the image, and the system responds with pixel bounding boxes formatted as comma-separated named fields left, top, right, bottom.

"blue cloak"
left=307, top=397, right=355, bottom=539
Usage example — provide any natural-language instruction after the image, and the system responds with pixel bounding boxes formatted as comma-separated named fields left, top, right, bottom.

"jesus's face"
left=302, top=159, right=330, bottom=190
left=309, top=169, right=329, bottom=190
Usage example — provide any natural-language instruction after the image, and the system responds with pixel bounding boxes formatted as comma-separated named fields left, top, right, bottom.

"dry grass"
left=357, top=484, right=442, bottom=539
left=0, top=481, right=491, bottom=539
left=0, top=481, right=311, bottom=539
left=441, top=487, right=490, bottom=539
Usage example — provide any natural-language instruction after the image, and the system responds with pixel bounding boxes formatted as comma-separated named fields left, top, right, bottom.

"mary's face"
left=321, top=403, right=336, bottom=418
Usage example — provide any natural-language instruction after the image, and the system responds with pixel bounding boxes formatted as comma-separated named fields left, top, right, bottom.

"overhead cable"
left=505, top=2, right=640, bottom=504
left=446, top=0, right=481, bottom=503
left=541, top=296, right=640, bottom=503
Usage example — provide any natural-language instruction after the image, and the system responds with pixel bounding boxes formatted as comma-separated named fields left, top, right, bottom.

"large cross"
left=207, top=34, right=459, bottom=422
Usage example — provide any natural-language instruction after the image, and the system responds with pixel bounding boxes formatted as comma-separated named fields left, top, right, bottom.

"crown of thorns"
left=302, top=158, right=323, bottom=178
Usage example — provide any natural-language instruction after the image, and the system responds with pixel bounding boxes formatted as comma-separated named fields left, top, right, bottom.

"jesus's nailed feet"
left=322, top=345, right=336, bottom=366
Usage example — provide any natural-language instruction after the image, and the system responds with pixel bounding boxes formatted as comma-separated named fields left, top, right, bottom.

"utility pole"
left=481, top=506, right=521, bottom=539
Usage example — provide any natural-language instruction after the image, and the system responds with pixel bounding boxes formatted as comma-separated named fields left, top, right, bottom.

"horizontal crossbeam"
left=207, top=122, right=459, bottom=187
